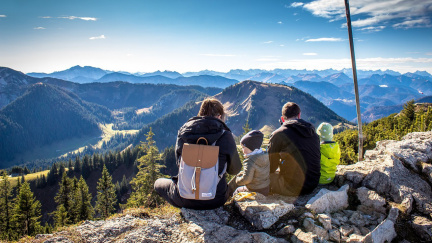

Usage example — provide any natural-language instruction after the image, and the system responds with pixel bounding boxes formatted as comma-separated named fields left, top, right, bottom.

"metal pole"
left=344, top=0, right=364, bottom=161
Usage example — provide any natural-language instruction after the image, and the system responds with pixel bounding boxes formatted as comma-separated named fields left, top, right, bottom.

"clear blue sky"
left=1, top=0, right=431, bottom=74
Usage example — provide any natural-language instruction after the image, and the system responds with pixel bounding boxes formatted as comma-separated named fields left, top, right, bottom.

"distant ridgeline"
left=25, top=65, right=432, bottom=122
left=1, top=65, right=432, bottom=169
left=335, top=100, right=432, bottom=164
left=133, top=81, right=348, bottom=150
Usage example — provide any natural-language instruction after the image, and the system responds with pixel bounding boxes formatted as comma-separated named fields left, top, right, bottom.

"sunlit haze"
left=1, top=0, right=431, bottom=74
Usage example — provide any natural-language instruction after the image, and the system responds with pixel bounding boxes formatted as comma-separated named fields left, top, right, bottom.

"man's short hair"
left=282, top=102, right=301, bottom=119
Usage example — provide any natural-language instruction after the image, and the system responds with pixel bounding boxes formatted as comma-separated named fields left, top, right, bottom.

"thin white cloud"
left=34, top=27, right=46, bottom=30
left=40, top=16, right=97, bottom=21
left=259, top=57, right=432, bottom=74
left=256, top=58, right=280, bottom=62
left=305, top=37, right=343, bottom=42
left=359, top=25, right=386, bottom=32
left=200, top=54, right=236, bottom=57
left=280, top=44, right=285, bottom=47
left=426, top=52, right=432, bottom=56
left=278, top=21, right=283, bottom=24
left=263, top=41, right=274, bottom=44
left=291, top=2, right=305, bottom=8
left=0, top=15, right=6, bottom=18
left=299, top=0, right=432, bottom=30
left=393, top=17, right=431, bottom=29
left=303, top=53, right=318, bottom=56
left=89, top=35, right=106, bottom=40
left=60, top=16, right=97, bottom=21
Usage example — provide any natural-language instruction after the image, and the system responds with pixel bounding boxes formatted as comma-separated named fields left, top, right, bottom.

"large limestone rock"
left=233, top=192, right=295, bottom=230
left=411, top=216, right=432, bottom=241
left=291, top=228, right=320, bottom=243
left=181, top=207, right=288, bottom=243
left=356, top=187, right=386, bottom=214
left=37, top=214, right=186, bottom=243
left=305, top=185, right=349, bottom=213
left=337, top=131, right=432, bottom=216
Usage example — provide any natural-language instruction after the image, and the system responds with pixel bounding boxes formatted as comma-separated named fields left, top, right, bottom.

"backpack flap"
left=181, top=143, right=219, bottom=168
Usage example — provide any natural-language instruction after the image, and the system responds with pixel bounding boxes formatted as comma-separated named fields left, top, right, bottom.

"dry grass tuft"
left=115, top=203, right=180, bottom=220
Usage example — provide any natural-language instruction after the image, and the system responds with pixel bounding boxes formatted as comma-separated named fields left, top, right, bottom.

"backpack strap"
left=215, top=131, right=227, bottom=178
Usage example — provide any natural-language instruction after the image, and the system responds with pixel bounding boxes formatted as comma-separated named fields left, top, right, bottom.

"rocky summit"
left=35, top=131, right=432, bottom=243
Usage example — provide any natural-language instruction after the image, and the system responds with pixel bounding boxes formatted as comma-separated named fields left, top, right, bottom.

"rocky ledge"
left=36, top=131, right=432, bottom=243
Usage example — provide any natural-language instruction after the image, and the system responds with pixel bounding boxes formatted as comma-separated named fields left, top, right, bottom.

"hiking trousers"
left=154, top=177, right=227, bottom=210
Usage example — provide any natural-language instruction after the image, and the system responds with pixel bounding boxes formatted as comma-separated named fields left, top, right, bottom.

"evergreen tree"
left=77, top=176, right=94, bottom=221
left=74, top=156, right=82, bottom=173
left=12, top=182, right=42, bottom=238
left=161, top=146, right=177, bottom=176
left=53, top=205, right=68, bottom=228
left=15, top=177, right=21, bottom=195
left=23, top=166, right=30, bottom=175
left=127, top=128, right=165, bottom=208
left=54, top=172, right=72, bottom=224
left=68, top=177, right=79, bottom=223
left=82, top=155, right=91, bottom=179
left=0, top=171, right=14, bottom=240
left=95, top=165, right=117, bottom=219
left=67, top=159, right=74, bottom=176
left=403, top=99, right=416, bottom=121
left=235, top=119, right=252, bottom=144
left=120, top=175, right=128, bottom=195
left=47, top=163, right=59, bottom=185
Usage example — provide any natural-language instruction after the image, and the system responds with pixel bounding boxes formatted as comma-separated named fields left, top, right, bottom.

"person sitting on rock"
left=228, top=130, right=270, bottom=196
left=154, top=98, right=241, bottom=210
left=316, top=122, right=341, bottom=185
left=268, top=102, right=321, bottom=196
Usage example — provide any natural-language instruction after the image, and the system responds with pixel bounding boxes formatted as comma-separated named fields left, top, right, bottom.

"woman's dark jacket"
left=174, top=116, right=241, bottom=209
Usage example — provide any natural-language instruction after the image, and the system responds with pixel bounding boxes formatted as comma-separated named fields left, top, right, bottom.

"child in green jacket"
left=316, top=123, right=341, bottom=184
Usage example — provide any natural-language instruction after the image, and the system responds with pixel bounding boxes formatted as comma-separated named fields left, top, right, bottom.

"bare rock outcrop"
left=233, top=192, right=295, bottom=230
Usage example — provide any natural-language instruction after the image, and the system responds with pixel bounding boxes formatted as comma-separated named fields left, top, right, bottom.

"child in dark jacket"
left=316, top=123, right=341, bottom=184
left=228, top=130, right=270, bottom=196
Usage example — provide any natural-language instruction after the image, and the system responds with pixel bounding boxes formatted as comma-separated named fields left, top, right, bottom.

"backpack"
left=178, top=132, right=226, bottom=200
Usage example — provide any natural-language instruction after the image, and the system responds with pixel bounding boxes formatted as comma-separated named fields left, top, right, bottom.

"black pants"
left=154, top=177, right=227, bottom=210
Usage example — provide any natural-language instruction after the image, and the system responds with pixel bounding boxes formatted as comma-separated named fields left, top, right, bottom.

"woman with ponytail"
left=154, top=98, right=241, bottom=210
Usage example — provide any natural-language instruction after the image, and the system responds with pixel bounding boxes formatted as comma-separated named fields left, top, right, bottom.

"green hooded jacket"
left=319, top=142, right=341, bottom=184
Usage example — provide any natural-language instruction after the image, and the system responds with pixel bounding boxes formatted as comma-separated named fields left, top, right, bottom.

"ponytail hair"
left=198, top=98, right=226, bottom=120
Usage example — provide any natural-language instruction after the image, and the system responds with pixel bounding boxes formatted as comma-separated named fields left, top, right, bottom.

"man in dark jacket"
left=268, top=102, right=320, bottom=196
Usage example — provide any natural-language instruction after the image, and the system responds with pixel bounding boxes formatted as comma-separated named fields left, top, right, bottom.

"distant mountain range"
left=2, top=65, right=432, bottom=167
left=24, top=65, right=432, bottom=122
left=28, top=65, right=422, bottom=84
